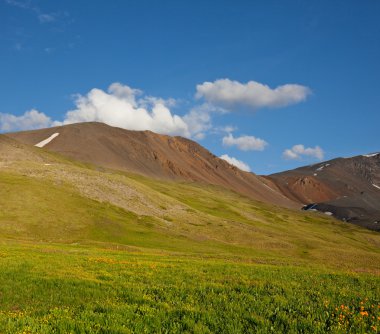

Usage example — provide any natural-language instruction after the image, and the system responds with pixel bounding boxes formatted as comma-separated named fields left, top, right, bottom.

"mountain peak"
left=6, top=122, right=296, bottom=208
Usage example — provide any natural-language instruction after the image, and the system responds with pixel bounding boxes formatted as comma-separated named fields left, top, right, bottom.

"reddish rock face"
left=267, top=154, right=380, bottom=230
left=278, top=176, right=340, bottom=204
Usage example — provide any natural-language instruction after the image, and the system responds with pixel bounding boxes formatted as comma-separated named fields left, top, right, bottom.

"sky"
left=1, top=0, right=379, bottom=175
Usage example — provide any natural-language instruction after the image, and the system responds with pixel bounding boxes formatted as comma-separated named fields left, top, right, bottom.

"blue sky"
left=1, top=0, right=379, bottom=174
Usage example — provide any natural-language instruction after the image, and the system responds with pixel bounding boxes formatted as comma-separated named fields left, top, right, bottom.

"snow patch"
left=372, top=184, right=380, bottom=190
left=316, top=163, right=330, bottom=172
left=35, top=133, right=59, bottom=148
left=363, top=153, right=379, bottom=158
left=324, top=212, right=333, bottom=216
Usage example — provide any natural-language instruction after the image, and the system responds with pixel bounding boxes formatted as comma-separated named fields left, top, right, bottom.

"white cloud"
left=196, top=79, right=311, bottom=110
left=5, top=0, right=57, bottom=23
left=220, top=154, right=251, bottom=172
left=38, top=13, right=56, bottom=23
left=44, top=47, right=54, bottom=53
left=14, top=43, right=22, bottom=51
left=283, top=144, right=324, bottom=160
left=209, top=125, right=238, bottom=136
left=5, top=0, right=30, bottom=9
left=56, top=83, right=209, bottom=139
left=0, top=83, right=212, bottom=138
left=222, top=133, right=268, bottom=151
left=221, top=125, right=236, bottom=133
left=0, top=109, right=53, bottom=132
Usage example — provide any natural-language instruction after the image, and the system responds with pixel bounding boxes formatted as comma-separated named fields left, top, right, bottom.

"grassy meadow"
left=0, top=141, right=379, bottom=333
left=0, top=242, right=379, bottom=333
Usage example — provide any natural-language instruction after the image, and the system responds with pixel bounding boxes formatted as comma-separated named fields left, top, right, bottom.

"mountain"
left=267, top=154, right=380, bottom=230
left=1, top=131, right=379, bottom=267
left=6, top=122, right=295, bottom=208
left=5, top=122, right=380, bottom=231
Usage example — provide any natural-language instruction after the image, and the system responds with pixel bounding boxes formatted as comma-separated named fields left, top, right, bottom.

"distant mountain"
left=6, top=122, right=295, bottom=208
left=267, top=154, right=380, bottom=230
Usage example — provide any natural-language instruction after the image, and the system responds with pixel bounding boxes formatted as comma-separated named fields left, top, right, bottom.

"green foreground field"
left=0, top=140, right=379, bottom=333
left=0, top=242, right=379, bottom=334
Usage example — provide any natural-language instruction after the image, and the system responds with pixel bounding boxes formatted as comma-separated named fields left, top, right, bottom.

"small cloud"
left=5, top=0, right=31, bottom=9
left=5, top=0, right=61, bottom=24
left=210, top=125, right=237, bottom=136
left=38, top=13, right=56, bottom=23
left=282, top=149, right=299, bottom=160
left=196, top=78, right=311, bottom=110
left=283, top=144, right=324, bottom=160
left=222, top=125, right=236, bottom=133
left=14, top=42, right=22, bottom=51
left=0, top=109, right=53, bottom=132
left=193, top=132, right=206, bottom=140
left=222, top=133, right=268, bottom=151
left=44, top=47, right=54, bottom=53
left=220, top=154, right=251, bottom=172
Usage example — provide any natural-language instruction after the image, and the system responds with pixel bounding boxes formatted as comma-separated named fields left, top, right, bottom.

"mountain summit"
left=6, top=122, right=295, bottom=208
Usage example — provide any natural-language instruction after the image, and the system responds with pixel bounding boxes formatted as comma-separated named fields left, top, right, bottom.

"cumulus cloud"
left=54, top=83, right=208, bottom=139
left=0, top=84, right=212, bottom=138
left=0, top=109, right=53, bottom=132
left=196, top=79, right=311, bottom=110
left=283, top=144, right=324, bottom=160
left=222, top=133, right=268, bottom=151
left=220, top=154, right=251, bottom=172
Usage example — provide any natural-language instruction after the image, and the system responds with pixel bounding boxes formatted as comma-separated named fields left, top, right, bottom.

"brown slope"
left=6, top=122, right=297, bottom=208
left=267, top=154, right=380, bottom=230
left=0, top=134, right=43, bottom=164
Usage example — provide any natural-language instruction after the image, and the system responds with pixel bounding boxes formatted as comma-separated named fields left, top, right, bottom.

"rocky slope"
left=267, top=154, right=380, bottom=230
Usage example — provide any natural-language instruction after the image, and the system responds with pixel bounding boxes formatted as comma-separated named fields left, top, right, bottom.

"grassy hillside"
left=0, top=139, right=379, bottom=332
left=1, top=164, right=379, bottom=270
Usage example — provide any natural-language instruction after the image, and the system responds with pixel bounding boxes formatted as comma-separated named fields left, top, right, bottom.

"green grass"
left=1, top=169, right=379, bottom=269
left=1, top=144, right=380, bottom=333
left=0, top=242, right=379, bottom=333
